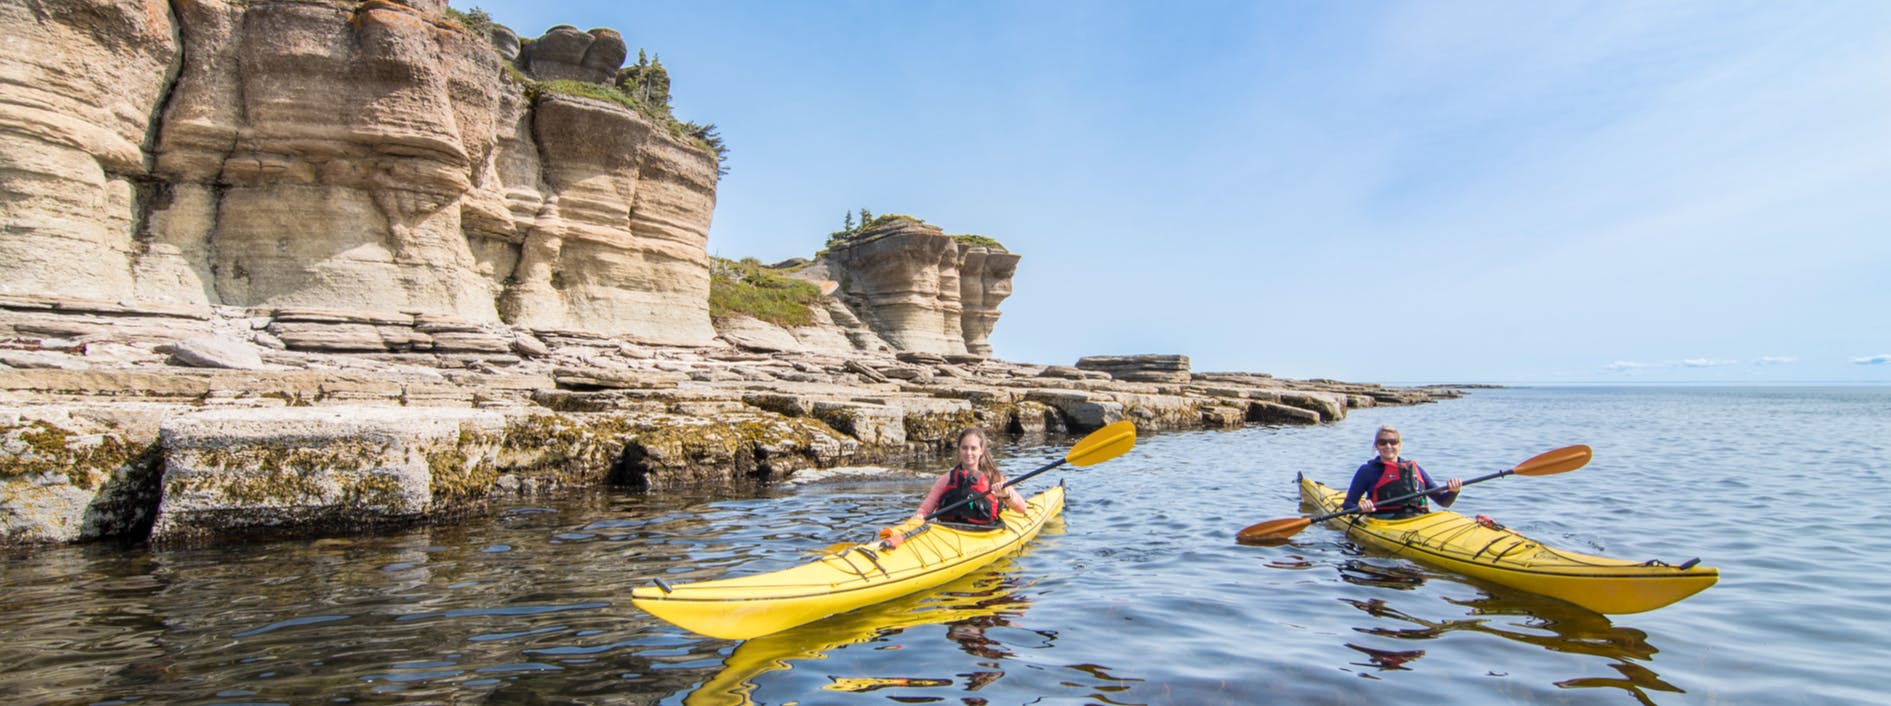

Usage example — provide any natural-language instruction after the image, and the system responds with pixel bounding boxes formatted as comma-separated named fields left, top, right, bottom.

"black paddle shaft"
left=1310, top=468, right=1509, bottom=524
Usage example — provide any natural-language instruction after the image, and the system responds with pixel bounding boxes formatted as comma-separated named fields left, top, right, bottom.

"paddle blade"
left=1513, top=444, right=1592, bottom=476
left=1065, top=420, right=1136, bottom=467
left=1234, top=516, right=1313, bottom=545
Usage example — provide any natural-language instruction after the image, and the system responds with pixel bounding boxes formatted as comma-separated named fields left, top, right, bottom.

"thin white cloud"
left=1755, top=356, right=1796, bottom=366
left=1853, top=354, right=1891, bottom=366
left=1605, top=357, right=1751, bottom=372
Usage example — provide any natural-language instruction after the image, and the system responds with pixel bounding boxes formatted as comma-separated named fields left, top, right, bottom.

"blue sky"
left=463, top=1, right=1890, bottom=384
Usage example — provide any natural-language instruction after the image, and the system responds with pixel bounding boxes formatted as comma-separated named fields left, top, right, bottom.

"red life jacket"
left=937, top=466, right=1002, bottom=525
left=1368, top=459, right=1428, bottom=514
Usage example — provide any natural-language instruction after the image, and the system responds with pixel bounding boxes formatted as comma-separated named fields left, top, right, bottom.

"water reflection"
left=680, top=562, right=1031, bottom=705
left=1063, top=663, right=1145, bottom=699
left=1445, top=592, right=1660, bottom=661
left=823, top=675, right=954, bottom=693
left=1336, top=559, right=1428, bottom=589
left=1343, top=642, right=1425, bottom=671
left=1555, top=661, right=1684, bottom=706
left=1340, top=586, right=1678, bottom=703
left=1252, top=512, right=1690, bottom=702
left=13, top=387, right=1874, bottom=703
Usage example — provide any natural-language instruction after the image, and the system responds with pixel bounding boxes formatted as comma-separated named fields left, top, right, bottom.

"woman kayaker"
left=914, top=427, right=1028, bottom=526
left=1343, top=425, right=1463, bottom=518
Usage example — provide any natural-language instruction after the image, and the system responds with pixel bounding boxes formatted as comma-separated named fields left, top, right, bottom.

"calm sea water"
left=3, top=386, right=1886, bottom=705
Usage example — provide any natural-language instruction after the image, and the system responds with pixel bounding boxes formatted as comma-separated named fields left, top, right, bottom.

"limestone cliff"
left=815, top=218, right=1018, bottom=357
left=1, top=0, right=720, bottom=344
left=0, top=1, right=1281, bottom=551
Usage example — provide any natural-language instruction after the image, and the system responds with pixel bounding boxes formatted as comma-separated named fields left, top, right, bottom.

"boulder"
left=151, top=406, right=509, bottom=543
left=158, top=337, right=266, bottom=370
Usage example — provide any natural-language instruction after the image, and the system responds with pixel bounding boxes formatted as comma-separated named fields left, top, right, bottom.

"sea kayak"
left=1299, top=474, right=1716, bottom=614
left=632, top=485, right=1064, bottom=640
left=681, top=560, right=1028, bottom=705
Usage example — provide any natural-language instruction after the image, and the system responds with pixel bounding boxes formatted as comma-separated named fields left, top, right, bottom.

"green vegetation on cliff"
left=824, top=210, right=918, bottom=252
left=535, top=79, right=638, bottom=109
left=709, top=257, right=821, bottom=326
left=617, top=50, right=670, bottom=109
left=444, top=6, right=730, bottom=176
left=822, top=209, right=1006, bottom=254
left=530, top=79, right=729, bottom=177
left=443, top=6, right=494, bottom=37
left=952, top=234, right=1007, bottom=251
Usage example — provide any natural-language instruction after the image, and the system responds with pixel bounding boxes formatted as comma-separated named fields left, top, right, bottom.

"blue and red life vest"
left=936, top=466, right=1002, bottom=525
left=1369, top=459, right=1429, bottom=515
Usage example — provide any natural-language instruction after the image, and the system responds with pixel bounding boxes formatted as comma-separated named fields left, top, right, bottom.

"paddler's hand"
left=1446, top=478, right=1462, bottom=492
left=1358, top=498, right=1375, bottom=513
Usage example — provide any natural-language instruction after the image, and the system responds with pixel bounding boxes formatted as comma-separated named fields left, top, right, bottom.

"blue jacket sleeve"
left=1418, top=464, right=1458, bottom=507
left=1342, top=463, right=1375, bottom=511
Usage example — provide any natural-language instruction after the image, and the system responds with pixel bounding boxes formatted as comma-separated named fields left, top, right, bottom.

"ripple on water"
left=1, top=387, right=1886, bottom=704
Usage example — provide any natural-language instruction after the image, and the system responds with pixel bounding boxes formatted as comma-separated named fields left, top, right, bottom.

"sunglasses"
left=1375, top=438, right=1400, bottom=446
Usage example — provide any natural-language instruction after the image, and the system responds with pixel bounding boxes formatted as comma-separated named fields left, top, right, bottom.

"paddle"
left=1234, top=444, right=1592, bottom=545
left=875, top=420, right=1137, bottom=548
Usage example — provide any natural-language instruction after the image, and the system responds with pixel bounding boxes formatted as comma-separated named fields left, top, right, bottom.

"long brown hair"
left=957, top=427, right=1005, bottom=488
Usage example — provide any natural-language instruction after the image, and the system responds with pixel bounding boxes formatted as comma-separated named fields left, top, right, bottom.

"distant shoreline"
left=1376, top=380, right=1891, bottom=387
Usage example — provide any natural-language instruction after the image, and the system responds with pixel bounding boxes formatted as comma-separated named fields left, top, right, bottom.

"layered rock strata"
left=0, top=2, right=1457, bottom=550
left=1077, top=354, right=1193, bottom=384
left=0, top=301, right=1462, bottom=547
left=1, top=1, right=719, bottom=345
left=817, top=219, right=1019, bottom=357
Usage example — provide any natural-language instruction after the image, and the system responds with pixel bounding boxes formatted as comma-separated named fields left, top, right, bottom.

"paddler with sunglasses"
left=1342, top=425, right=1464, bottom=519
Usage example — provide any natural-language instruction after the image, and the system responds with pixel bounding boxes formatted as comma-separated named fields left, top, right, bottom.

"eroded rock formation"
left=2, top=0, right=719, bottom=344
left=0, top=0, right=179, bottom=304
left=818, top=218, right=1018, bottom=357
left=0, top=2, right=1463, bottom=550
left=0, top=296, right=1464, bottom=546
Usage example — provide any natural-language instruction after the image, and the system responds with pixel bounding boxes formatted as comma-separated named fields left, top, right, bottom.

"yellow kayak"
left=632, top=485, right=1064, bottom=640
left=1299, top=474, right=1716, bottom=614
left=682, top=561, right=1029, bottom=705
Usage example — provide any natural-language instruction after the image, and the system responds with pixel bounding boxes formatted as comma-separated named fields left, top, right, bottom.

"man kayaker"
left=914, top=427, right=1028, bottom=526
left=1343, top=425, right=1463, bottom=518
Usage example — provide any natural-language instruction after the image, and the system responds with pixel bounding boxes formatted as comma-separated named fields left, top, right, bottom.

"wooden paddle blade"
left=1065, top=420, right=1136, bottom=467
left=1512, top=444, right=1592, bottom=476
left=1235, top=516, right=1313, bottom=544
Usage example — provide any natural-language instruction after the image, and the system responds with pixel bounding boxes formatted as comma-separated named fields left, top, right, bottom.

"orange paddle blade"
left=1513, top=444, right=1591, bottom=476
left=1234, top=517, right=1313, bottom=545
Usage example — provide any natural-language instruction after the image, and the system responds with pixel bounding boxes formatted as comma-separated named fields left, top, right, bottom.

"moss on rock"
left=499, top=413, right=638, bottom=487
left=0, top=420, right=147, bottom=491
left=902, top=409, right=977, bottom=448
left=429, top=425, right=500, bottom=505
left=169, top=441, right=385, bottom=506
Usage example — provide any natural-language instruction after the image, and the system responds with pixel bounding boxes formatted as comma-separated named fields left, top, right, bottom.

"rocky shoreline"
left=0, top=2, right=1467, bottom=551
left=0, top=299, right=1462, bottom=549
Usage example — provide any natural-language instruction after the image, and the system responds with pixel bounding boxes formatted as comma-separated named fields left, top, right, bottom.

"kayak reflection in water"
left=1344, top=425, right=1464, bottom=519
left=948, top=611, right=1016, bottom=661
left=914, top=427, right=1029, bottom=526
